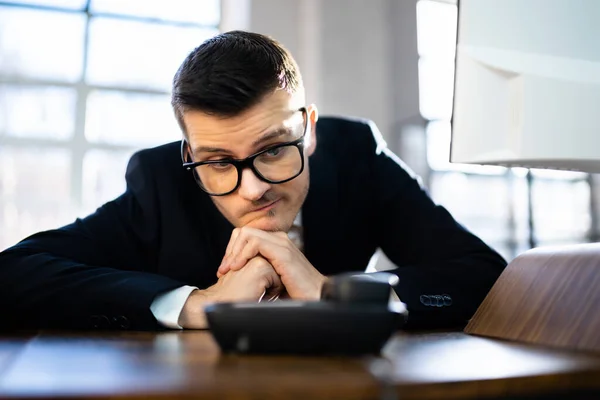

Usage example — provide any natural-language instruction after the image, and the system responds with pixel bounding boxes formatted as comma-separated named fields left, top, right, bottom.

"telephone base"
left=204, top=301, right=408, bottom=355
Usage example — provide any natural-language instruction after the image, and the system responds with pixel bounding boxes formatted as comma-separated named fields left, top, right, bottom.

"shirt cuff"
left=150, top=285, right=198, bottom=329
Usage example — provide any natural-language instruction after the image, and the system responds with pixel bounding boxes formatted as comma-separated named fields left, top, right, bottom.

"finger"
left=230, top=230, right=284, bottom=271
left=216, top=268, right=228, bottom=278
left=227, top=234, right=252, bottom=271
left=217, top=228, right=240, bottom=276
left=230, top=237, right=260, bottom=271
left=225, top=228, right=240, bottom=258
left=263, top=266, right=284, bottom=300
left=217, top=263, right=230, bottom=278
left=220, top=228, right=267, bottom=276
left=244, top=256, right=280, bottom=302
left=226, top=227, right=262, bottom=270
left=217, top=260, right=229, bottom=277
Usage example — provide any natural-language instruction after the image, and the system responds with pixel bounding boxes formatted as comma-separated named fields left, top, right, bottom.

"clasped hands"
left=179, top=227, right=327, bottom=329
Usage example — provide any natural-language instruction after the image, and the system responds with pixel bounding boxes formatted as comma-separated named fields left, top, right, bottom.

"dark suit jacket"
left=0, top=117, right=506, bottom=331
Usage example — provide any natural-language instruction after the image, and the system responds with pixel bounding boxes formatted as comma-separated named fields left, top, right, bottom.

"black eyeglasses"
left=181, top=108, right=308, bottom=196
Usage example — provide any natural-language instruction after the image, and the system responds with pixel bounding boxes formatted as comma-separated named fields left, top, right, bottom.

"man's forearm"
left=0, top=248, right=186, bottom=330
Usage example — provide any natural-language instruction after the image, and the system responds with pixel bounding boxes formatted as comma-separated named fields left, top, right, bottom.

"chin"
left=244, top=213, right=291, bottom=232
left=246, top=219, right=284, bottom=232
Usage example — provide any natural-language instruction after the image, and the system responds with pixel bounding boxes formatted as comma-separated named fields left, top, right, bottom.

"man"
left=0, top=31, right=506, bottom=331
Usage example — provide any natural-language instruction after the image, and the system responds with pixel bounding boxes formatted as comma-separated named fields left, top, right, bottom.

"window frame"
left=0, top=0, right=220, bottom=249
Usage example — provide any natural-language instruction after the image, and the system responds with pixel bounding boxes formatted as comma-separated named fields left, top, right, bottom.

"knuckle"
left=247, top=236, right=259, bottom=248
left=232, top=229, right=242, bottom=241
left=255, top=260, right=273, bottom=274
left=248, top=256, right=266, bottom=268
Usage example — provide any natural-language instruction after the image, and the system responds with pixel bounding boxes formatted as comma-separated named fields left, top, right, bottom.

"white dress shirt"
left=150, top=212, right=304, bottom=329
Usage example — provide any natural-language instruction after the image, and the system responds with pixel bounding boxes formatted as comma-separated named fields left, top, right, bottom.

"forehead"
left=183, top=91, right=304, bottom=148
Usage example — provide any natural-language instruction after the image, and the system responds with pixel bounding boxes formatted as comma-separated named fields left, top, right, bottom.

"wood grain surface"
left=0, top=330, right=379, bottom=399
left=375, top=331, right=600, bottom=399
left=0, top=330, right=599, bottom=399
left=465, top=243, right=600, bottom=352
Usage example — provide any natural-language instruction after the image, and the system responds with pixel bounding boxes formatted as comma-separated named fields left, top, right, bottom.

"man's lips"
left=251, top=198, right=281, bottom=213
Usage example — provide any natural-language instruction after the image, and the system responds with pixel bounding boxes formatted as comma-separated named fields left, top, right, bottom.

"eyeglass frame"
left=181, top=107, right=308, bottom=196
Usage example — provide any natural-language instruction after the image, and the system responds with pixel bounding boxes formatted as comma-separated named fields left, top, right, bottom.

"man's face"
left=183, top=90, right=318, bottom=232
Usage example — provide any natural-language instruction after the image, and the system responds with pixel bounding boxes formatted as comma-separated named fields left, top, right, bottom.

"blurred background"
left=1, top=0, right=598, bottom=264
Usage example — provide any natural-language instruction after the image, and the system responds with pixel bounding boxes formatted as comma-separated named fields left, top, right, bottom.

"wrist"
left=178, top=287, right=218, bottom=329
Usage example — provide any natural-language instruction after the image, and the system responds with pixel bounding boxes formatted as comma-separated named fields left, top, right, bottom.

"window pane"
left=427, top=121, right=505, bottom=174
left=0, top=6, right=85, bottom=82
left=0, top=147, right=74, bottom=251
left=82, top=150, right=133, bottom=214
left=490, top=242, right=531, bottom=264
left=85, top=90, right=180, bottom=146
left=90, top=0, right=220, bottom=25
left=416, top=0, right=457, bottom=58
left=532, top=179, right=590, bottom=242
left=87, top=17, right=218, bottom=91
left=418, top=58, right=454, bottom=121
left=0, top=85, right=76, bottom=140
left=7, top=0, right=86, bottom=9
left=429, top=172, right=510, bottom=245
left=509, top=171, right=532, bottom=245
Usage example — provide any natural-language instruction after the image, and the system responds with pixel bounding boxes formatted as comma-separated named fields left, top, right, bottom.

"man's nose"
left=237, top=168, right=271, bottom=201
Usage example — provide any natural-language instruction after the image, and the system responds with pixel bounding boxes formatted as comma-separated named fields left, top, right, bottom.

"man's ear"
left=305, top=104, right=318, bottom=156
left=181, top=139, right=192, bottom=163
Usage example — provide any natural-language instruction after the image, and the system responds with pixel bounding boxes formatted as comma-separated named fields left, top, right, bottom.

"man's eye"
left=265, top=148, right=282, bottom=157
left=210, top=162, right=233, bottom=170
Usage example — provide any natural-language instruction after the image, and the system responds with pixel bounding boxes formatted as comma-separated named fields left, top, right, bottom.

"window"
left=0, top=0, right=220, bottom=250
left=416, top=0, right=596, bottom=261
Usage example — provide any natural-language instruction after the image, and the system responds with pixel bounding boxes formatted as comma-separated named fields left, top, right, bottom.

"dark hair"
left=171, top=30, right=303, bottom=133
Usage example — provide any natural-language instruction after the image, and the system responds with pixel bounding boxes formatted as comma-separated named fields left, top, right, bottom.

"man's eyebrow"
left=191, top=127, right=293, bottom=156
left=192, top=146, right=234, bottom=155
left=252, top=127, right=293, bottom=147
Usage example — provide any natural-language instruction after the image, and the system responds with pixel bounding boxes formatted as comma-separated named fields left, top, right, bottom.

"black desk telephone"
left=205, top=272, right=408, bottom=355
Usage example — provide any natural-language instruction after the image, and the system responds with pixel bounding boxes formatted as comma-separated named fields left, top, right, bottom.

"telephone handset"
left=204, top=272, right=408, bottom=354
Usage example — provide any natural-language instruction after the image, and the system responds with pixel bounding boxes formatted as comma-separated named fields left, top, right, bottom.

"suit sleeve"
left=0, top=151, right=186, bottom=331
left=365, top=121, right=507, bottom=329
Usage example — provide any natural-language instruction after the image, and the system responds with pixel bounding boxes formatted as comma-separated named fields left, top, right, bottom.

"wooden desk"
left=0, top=330, right=599, bottom=399
left=374, top=332, right=600, bottom=399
